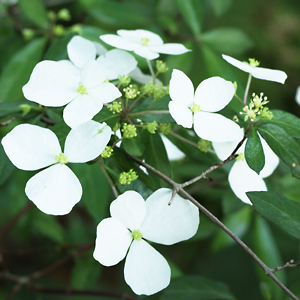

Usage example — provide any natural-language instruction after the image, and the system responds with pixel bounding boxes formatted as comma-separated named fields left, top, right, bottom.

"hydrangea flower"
left=295, top=86, right=300, bottom=106
left=222, top=54, right=287, bottom=84
left=93, top=188, right=199, bottom=295
left=213, top=129, right=279, bottom=204
left=100, top=29, right=191, bottom=60
left=62, top=35, right=138, bottom=80
left=23, top=59, right=121, bottom=129
left=169, top=69, right=241, bottom=142
left=1, top=120, right=111, bottom=215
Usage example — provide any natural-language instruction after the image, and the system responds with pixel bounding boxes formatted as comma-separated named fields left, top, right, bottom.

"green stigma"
left=248, top=58, right=260, bottom=68
left=191, top=104, right=201, bottom=113
left=55, top=152, right=68, bottom=164
left=132, top=230, right=143, bottom=241
left=141, top=37, right=150, bottom=46
left=77, top=84, right=87, bottom=94
left=236, top=153, right=245, bottom=161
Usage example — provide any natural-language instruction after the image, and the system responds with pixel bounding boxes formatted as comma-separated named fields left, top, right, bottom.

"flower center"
left=141, top=37, right=150, bottom=46
left=77, top=84, right=87, bottom=94
left=236, top=153, right=245, bottom=161
left=55, top=152, right=68, bottom=164
left=190, top=104, right=201, bottom=113
left=248, top=58, right=260, bottom=68
left=132, top=230, right=143, bottom=241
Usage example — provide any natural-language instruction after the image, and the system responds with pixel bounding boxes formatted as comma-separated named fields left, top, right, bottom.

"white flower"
left=1, top=120, right=111, bottom=215
left=160, top=134, right=185, bottom=161
left=93, top=188, right=199, bottom=295
left=22, top=60, right=121, bottom=129
left=60, top=35, right=138, bottom=80
left=213, top=129, right=279, bottom=204
left=169, top=69, right=241, bottom=142
left=295, top=86, right=300, bottom=106
left=222, top=54, right=287, bottom=84
left=100, top=29, right=191, bottom=60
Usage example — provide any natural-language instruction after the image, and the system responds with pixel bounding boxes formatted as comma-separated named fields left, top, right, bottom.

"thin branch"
left=243, top=74, right=252, bottom=105
left=127, top=110, right=169, bottom=118
left=0, top=202, right=34, bottom=243
left=98, top=161, right=119, bottom=198
left=270, top=260, right=300, bottom=273
left=0, top=117, right=15, bottom=127
left=129, top=155, right=299, bottom=300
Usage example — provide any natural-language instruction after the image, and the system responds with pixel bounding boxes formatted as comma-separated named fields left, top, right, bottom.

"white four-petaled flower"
left=213, top=129, right=279, bottom=204
left=222, top=54, right=288, bottom=84
left=169, top=69, right=241, bottom=142
left=1, top=120, right=112, bottom=215
left=93, top=188, right=199, bottom=295
left=100, top=29, right=191, bottom=60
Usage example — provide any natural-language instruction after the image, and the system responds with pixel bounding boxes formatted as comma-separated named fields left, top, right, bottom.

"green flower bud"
left=22, top=28, right=35, bottom=41
left=118, top=75, right=131, bottom=86
left=57, top=8, right=71, bottom=21
left=101, top=146, right=113, bottom=158
left=53, top=24, right=65, bottom=37
left=156, top=60, right=169, bottom=73
left=123, top=85, right=140, bottom=99
left=119, top=169, right=138, bottom=185
left=146, top=121, right=158, bottom=134
left=197, top=139, right=211, bottom=153
left=159, top=123, right=171, bottom=135
left=19, top=104, right=32, bottom=116
left=108, top=101, right=122, bottom=114
left=122, top=123, right=137, bottom=139
left=47, top=11, right=56, bottom=21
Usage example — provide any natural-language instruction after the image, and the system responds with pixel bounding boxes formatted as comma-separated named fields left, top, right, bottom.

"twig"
left=98, top=161, right=119, bottom=198
left=243, top=74, right=252, bottom=105
left=0, top=117, right=15, bottom=127
left=127, top=110, right=169, bottom=118
left=270, top=260, right=300, bottom=273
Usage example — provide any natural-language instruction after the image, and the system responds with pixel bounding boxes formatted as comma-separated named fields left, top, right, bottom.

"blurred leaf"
left=252, top=216, right=285, bottom=300
left=79, top=0, right=149, bottom=28
left=72, top=163, right=110, bottom=223
left=19, top=0, right=48, bottom=29
left=202, top=27, right=254, bottom=55
left=212, top=206, right=251, bottom=251
left=0, top=38, right=47, bottom=102
left=44, top=33, right=75, bottom=61
left=51, top=121, right=70, bottom=149
left=161, top=275, right=236, bottom=300
left=0, top=143, right=15, bottom=187
left=0, top=100, right=28, bottom=118
left=122, top=128, right=145, bottom=157
left=257, top=110, right=300, bottom=138
left=248, top=191, right=300, bottom=240
left=208, top=0, right=233, bottom=16
left=174, top=0, right=201, bottom=38
left=257, top=124, right=300, bottom=178
left=245, top=127, right=265, bottom=174
left=80, top=25, right=107, bottom=42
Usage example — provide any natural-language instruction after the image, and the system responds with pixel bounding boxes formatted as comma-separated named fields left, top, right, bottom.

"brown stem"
left=129, top=155, right=299, bottom=300
left=127, top=110, right=169, bottom=118
left=271, top=260, right=300, bottom=273
left=98, top=161, right=119, bottom=198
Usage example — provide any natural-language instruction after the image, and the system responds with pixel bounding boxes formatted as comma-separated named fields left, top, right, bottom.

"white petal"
left=1, top=124, right=60, bottom=171
left=57, top=60, right=81, bottom=78
left=229, top=160, right=267, bottom=204
left=194, top=111, right=241, bottom=142
left=252, top=67, right=287, bottom=84
left=25, top=164, right=82, bottom=215
left=81, top=60, right=107, bottom=89
left=124, top=240, right=170, bottom=295
left=67, top=36, right=96, bottom=68
left=93, top=41, right=107, bottom=56
left=117, top=29, right=163, bottom=46
left=194, top=77, right=235, bottom=112
left=296, top=86, right=300, bottom=106
left=222, top=54, right=253, bottom=73
left=110, top=191, right=147, bottom=231
left=129, top=67, right=155, bottom=85
left=22, top=61, right=78, bottom=107
left=134, top=46, right=159, bottom=60
left=97, top=49, right=137, bottom=80
left=259, top=135, right=279, bottom=178
left=88, top=82, right=122, bottom=104
left=160, top=135, right=185, bottom=161
left=212, top=128, right=245, bottom=160
left=100, top=34, right=139, bottom=51
left=169, top=101, right=193, bottom=128
left=63, top=94, right=103, bottom=129
left=64, top=120, right=111, bottom=162
left=149, top=43, right=191, bottom=55
left=169, top=69, right=194, bottom=108
left=140, top=188, right=199, bottom=245
left=93, top=218, right=132, bottom=266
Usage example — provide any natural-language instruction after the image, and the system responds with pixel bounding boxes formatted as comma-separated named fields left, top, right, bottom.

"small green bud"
left=119, top=169, right=138, bottom=185
left=108, top=101, right=122, bottom=114
left=142, top=81, right=155, bottom=95
left=101, top=146, right=113, bottom=158
left=70, top=24, right=82, bottom=34
left=57, top=8, right=71, bottom=21
left=123, top=85, right=140, bottom=99
left=252, top=92, right=268, bottom=111
left=22, top=28, right=35, bottom=41
left=260, top=107, right=273, bottom=119
left=146, top=121, right=158, bottom=134
left=153, top=82, right=167, bottom=100
left=55, top=153, right=68, bottom=164
left=241, top=105, right=256, bottom=122
left=118, top=74, right=131, bottom=86
left=19, top=104, right=31, bottom=116
left=53, top=24, right=65, bottom=37
left=122, top=123, right=137, bottom=139
left=156, top=60, right=169, bottom=73
left=47, top=11, right=56, bottom=21
left=197, top=139, right=211, bottom=153
left=132, top=230, right=143, bottom=241
left=159, top=123, right=171, bottom=135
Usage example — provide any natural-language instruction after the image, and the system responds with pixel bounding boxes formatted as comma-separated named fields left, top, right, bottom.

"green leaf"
left=252, top=216, right=285, bottom=300
left=161, top=275, right=236, bottom=300
left=80, top=25, right=107, bottom=42
left=257, top=124, right=300, bottom=178
left=51, top=121, right=70, bottom=149
left=257, top=110, right=300, bottom=138
left=212, top=206, right=251, bottom=251
left=121, top=128, right=145, bottom=157
left=248, top=191, right=300, bottom=240
left=0, top=100, right=28, bottom=118
left=208, top=0, right=233, bottom=16
left=19, top=0, right=48, bottom=29
left=93, top=107, right=120, bottom=128
left=0, top=143, right=15, bottom=187
left=174, top=0, right=201, bottom=38
left=245, top=127, right=265, bottom=174
left=202, top=27, right=254, bottom=55
left=0, top=38, right=47, bottom=102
